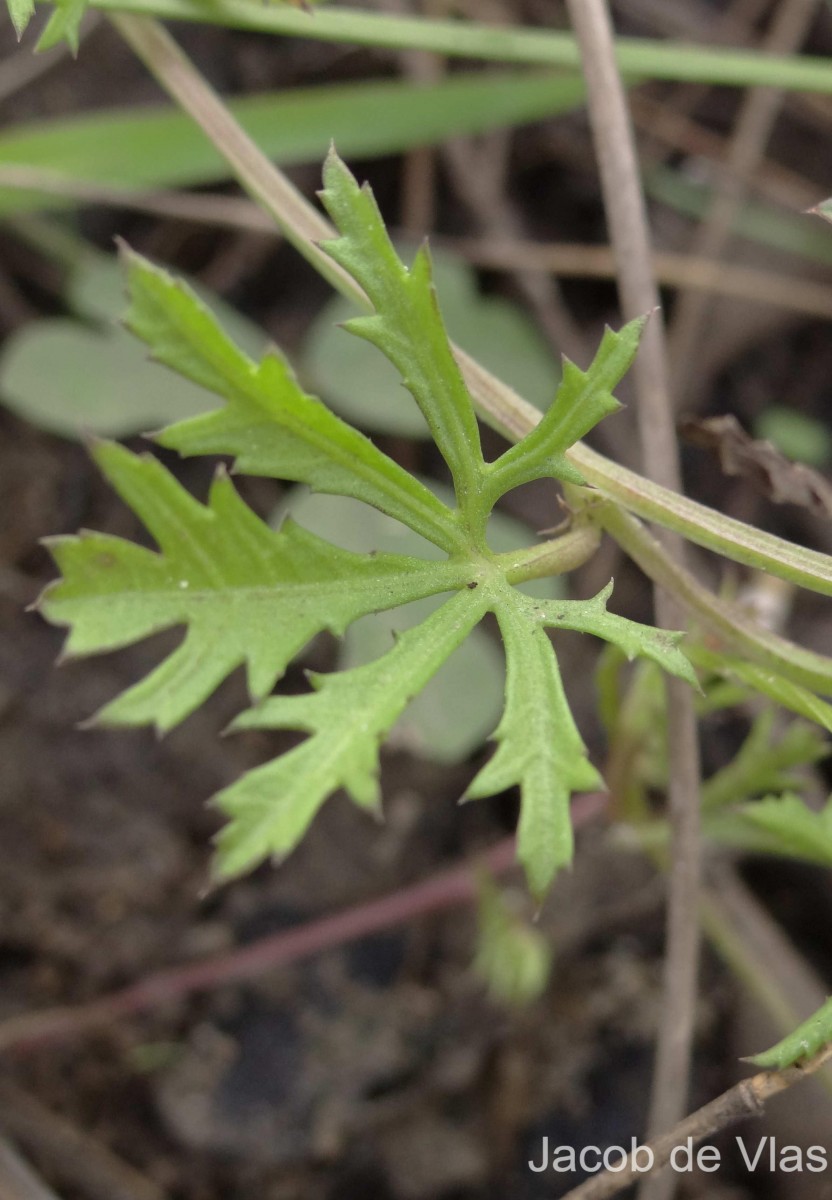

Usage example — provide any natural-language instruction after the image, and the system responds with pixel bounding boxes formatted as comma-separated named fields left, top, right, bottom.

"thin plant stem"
left=0, top=837, right=517, bottom=1053
left=0, top=1134, right=62, bottom=1200
left=563, top=2, right=702, bottom=1189
left=669, top=0, right=820, bottom=401
left=594, top=500, right=832, bottom=696
left=82, top=0, right=832, bottom=94
left=0, top=1081, right=166, bottom=1200
left=110, top=13, right=357, bottom=302
left=558, top=1040, right=832, bottom=1200
left=447, top=236, right=832, bottom=321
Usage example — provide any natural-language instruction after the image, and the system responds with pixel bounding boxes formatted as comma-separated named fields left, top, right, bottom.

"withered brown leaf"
left=680, top=415, right=832, bottom=518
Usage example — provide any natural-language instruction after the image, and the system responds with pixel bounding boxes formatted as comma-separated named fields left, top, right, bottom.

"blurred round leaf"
left=0, top=251, right=267, bottom=440
left=754, top=407, right=832, bottom=469
left=473, top=874, right=552, bottom=1006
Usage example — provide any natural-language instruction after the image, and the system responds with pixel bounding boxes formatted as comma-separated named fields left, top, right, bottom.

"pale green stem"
left=596, top=500, right=832, bottom=695
left=496, top=522, right=601, bottom=586
left=575, top=443, right=832, bottom=597
left=86, top=0, right=832, bottom=94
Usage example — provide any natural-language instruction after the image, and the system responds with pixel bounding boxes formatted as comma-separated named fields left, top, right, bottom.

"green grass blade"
left=647, top=166, right=832, bottom=268
left=0, top=70, right=584, bottom=214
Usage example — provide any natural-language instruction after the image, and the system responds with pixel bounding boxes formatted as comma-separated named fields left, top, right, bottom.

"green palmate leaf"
left=279, top=482, right=562, bottom=765
left=120, top=247, right=464, bottom=555
left=466, top=587, right=604, bottom=899
left=41, top=442, right=467, bottom=733
left=484, top=317, right=645, bottom=501
left=318, top=149, right=486, bottom=527
left=38, top=153, right=691, bottom=896
left=215, top=588, right=489, bottom=877
left=745, top=996, right=832, bottom=1070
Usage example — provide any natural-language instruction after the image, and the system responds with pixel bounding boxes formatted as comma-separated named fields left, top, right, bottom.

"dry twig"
left=447, top=237, right=832, bottom=320
left=0, top=1082, right=166, bottom=1200
left=0, top=1133, right=62, bottom=1200
left=668, top=0, right=821, bottom=400
left=562, top=5, right=703, bottom=1195
left=560, top=1042, right=832, bottom=1200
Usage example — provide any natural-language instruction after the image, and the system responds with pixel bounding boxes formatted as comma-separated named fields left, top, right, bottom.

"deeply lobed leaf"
left=484, top=317, right=646, bottom=502
left=121, top=247, right=464, bottom=554
left=6, top=0, right=34, bottom=38
left=318, top=149, right=487, bottom=530
left=465, top=580, right=696, bottom=896
left=524, top=581, right=698, bottom=687
left=38, top=153, right=697, bottom=897
left=35, top=0, right=87, bottom=52
left=465, top=592, right=604, bottom=899
left=41, top=442, right=467, bottom=732
left=214, top=589, right=489, bottom=877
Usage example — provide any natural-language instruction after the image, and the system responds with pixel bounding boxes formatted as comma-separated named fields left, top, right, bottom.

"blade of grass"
left=647, top=164, right=832, bottom=268
left=0, top=69, right=585, bottom=216
left=446, top=237, right=832, bottom=321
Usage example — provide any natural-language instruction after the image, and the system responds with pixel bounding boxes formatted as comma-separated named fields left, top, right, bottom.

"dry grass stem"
left=668, top=0, right=821, bottom=399
left=560, top=1041, right=832, bottom=1200
left=563, top=4, right=703, bottom=1193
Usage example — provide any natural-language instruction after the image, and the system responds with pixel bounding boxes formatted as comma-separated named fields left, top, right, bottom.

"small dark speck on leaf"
left=467, top=581, right=478, bottom=589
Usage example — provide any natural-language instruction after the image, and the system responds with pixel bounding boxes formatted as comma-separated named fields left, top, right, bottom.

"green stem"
left=87, top=0, right=832, bottom=94
left=575, top=444, right=832, bottom=597
left=596, top=500, right=832, bottom=696
left=496, top=522, right=601, bottom=585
